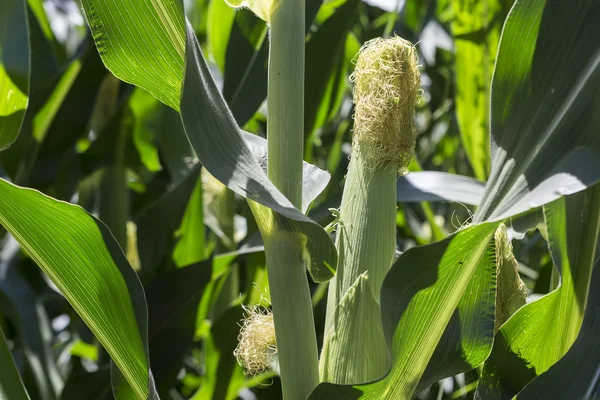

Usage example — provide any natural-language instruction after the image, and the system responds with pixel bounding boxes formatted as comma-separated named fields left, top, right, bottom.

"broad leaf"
left=0, top=179, right=157, bottom=399
left=145, top=260, right=213, bottom=396
left=134, top=166, right=201, bottom=281
left=82, top=0, right=185, bottom=110
left=476, top=184, right=600, bottom=399
left=0, top=325, right=30, bottom=400
left=397, top=171, right=485, bottom=206
left=310, top=221, right=498, bottom=399
left=81, top=0, right=338, bottom=282
left=304, top=0, right=358, bottom=139
left=0, top=242, right=62, bottom=400
left=181, top=22, right=336, bottom=281
left=514, top=263, right=600, bottom=399
left=0, top=0, right=29, bottom=150
left=474, top=0, right=600, bottom=222
left=452, top=0, right=513, bottom=180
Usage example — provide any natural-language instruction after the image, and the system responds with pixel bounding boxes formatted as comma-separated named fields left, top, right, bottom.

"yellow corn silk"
left=224, top=0, right=280, bottom=22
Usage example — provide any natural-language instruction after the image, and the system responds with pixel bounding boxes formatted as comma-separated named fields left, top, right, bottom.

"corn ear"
left=321, top=36, right=420, bottom=384
left=495, top=223, right=527, bottom=330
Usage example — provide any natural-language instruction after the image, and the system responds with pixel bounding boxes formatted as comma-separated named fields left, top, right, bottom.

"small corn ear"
left=495, top=224, right=527, bottom=331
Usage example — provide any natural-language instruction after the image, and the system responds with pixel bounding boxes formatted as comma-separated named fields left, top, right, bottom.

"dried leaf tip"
left=351, top=36, right=420, bottom=173
left=234, top=305, right=277, bottom=375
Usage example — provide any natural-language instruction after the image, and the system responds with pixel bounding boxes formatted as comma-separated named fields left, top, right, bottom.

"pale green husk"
left=494, top=224, right=527, bottom=331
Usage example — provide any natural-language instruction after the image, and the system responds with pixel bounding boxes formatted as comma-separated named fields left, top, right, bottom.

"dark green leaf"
left=134, top=166, right=201, bottom=281
left=476, top=184, right=600, bottom=399
left=515, top=263, right=600, bottom=399
left=310, top=221, right=498, bottom=399
left=474, top=0, right=600, bottom=222
left=181, top=23, right=336, bottom=282
left=0, top=0, right=29, bottom=150
left=0, top=325, right=30, bottom=400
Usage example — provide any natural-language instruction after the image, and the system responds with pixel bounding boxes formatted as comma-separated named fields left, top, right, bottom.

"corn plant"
left=0, top=0, right=599, bottom=400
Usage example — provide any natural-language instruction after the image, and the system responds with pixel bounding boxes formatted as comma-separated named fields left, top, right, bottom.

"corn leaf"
left=476, top=184, right=600, bottom=399
left=0, top=179, right=158, bottom=399
left=82, top=0, right=185, bottom=111
left=80, top=0, right=337, bottom=282
left=474, top=0, right=600, bottom=222
left=180, top=22, right=336, bottom=281
left=133, top=166, right=201, bottom=282
left=397, top=171, right=485, bottom=205
left=452, top=0, right=514, bottom=180
left=309, top=221, right=498, bottom=399
left=0, top=325, right=30, bottom=400
left=0, top=0, right=29, bottom=150
left=304, top=0, right=358, bottom=139
left=514, top=262, right=600, bottom=399
left=0, top=247, right=62, bottom=400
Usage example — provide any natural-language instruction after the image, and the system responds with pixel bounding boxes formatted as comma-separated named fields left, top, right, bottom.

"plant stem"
left=268, top=0, right=304, bottom=209
left=265, top=1, right=320, bottom=398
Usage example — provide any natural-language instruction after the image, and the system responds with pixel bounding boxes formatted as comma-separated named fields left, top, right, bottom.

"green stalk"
left=267, top=1, right=304, bottom=206
left=264, top=1, right=319, bottom=398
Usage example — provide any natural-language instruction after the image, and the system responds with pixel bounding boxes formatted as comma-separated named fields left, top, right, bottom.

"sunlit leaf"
left=0, top=179, right=157, bottom=399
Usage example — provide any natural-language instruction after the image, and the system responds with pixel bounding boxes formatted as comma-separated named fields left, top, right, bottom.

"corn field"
left=0, top=0, right=598, bottom=399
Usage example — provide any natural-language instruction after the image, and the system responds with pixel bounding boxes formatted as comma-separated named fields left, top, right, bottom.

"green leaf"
left=134, top=166, right=201, bottom=281
left=60, top=368, right=112, bottom=400
left=129, top=88, right=163, bottom=173
left=0, top=179, right=157, bottom=399
left=304, top=0, right=358, bottom=139
left=476, top=184, right=600, bottom=399
left=222, top=11, right=268, bottom=126
left=59, top=259, right=213, bottom=399
left=145, top=260, right=213, bottom=396
left=0, top=251, right=62, bottom=400
left=0, top=0, right=30, bottom=150
left=515, top=263, right=600, bottom=399
left=310, top=221, right=498, bottom=399
left=0, top=325, right=30, bottom=400
left=81, top=0, right=185, bottom=110
left=207, top=0, right=236, bottom=72
left=191, top=306, right=245, bottom=400
left=397, top=171, right=485, bottom=205
left=452, top=0, right=514, bottom=180
left=180, top=23, right=336, bottom=282
left=474, top=0, right=600, bottom=222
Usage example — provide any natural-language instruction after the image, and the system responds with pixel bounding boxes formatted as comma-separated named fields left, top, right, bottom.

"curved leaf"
left=476, top=184, right=600, bottom=399
left=0, top=325, right=30, bottom=400
left=452, top=0, right=513, bottom=180
left=80, top=0, right=337, bottom=281
left=81, top=0, right=185, bottom=110
left=474, top=0, right=600, bottom=222
left=0, top=0, right=29, bottom=150
left=310, top=221, right=498, bottom=399
left=0, top=242, right=62, bottom=400
left=181, top=22, right=336, bottom=281
left=515, top=262, right=600, bottom=399
left=397, top=171, right=485, bottom=206
left=0, top=179, right=157, bottom=399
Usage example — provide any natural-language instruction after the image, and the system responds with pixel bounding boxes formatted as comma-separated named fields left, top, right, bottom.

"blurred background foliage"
left=0, top=0, right=559, bottom=399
